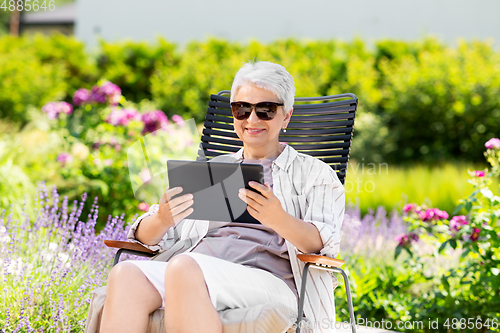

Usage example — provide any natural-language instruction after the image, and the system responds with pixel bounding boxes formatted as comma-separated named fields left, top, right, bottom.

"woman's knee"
left=165, top=255, right=204, bottom=287
left=107, top=261, right=147, bottom=290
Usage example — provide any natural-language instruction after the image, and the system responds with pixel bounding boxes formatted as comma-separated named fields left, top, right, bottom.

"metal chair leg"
left=296, top=263, right=311, bottom=333
left=296, top=264, right=357, bottom=333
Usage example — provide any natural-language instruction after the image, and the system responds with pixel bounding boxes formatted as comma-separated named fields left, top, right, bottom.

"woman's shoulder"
left=291, top=149, right=341, bottom=185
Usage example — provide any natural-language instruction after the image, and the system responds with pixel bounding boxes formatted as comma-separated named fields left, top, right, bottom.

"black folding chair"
left=105, top=91, right=358, bottom=333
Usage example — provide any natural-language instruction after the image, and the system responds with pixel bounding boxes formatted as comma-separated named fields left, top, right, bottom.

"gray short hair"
left=230, top=61, right=295, bottom=113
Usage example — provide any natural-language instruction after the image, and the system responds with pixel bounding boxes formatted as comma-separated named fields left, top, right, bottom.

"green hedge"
left=2, top=34, right=500, bottom=164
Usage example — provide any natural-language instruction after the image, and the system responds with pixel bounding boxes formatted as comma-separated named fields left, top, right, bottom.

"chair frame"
left=104, top=91, right=358, bottom=333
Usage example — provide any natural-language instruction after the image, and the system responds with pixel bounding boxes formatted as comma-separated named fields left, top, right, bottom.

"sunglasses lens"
left=231, top=102, right=252, bottom=120
left=255, top=102, right=278, bottom=120
left=231, top=102, right=280, bottom=121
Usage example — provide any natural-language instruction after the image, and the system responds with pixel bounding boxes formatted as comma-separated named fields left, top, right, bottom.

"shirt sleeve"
left=301, top=162, right=345, bottom=258
left=127, top=204, right=175, bottom=252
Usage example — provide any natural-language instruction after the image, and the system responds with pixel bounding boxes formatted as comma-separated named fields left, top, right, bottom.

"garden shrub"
left=0, top=46, right=67, bottom=124
left=378, top=40, right=500, bottom=164
left=96, top=37, right=178, bottom=103
left=1, top=34, right=500, bottom=163
left=0, top=34, right=96, bottom=124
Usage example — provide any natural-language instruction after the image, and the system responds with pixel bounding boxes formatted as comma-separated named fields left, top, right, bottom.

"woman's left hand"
left=238, top=181, right=287, bottom=228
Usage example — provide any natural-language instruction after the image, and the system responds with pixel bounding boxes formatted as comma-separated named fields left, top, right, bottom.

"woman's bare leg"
left=164, top=255, right=223, bottom=333
left=100, top=262, right=162, bottom=333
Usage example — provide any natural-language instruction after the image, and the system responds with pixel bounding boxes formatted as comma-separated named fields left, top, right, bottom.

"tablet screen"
left=167, top=160, right=264, bottom=223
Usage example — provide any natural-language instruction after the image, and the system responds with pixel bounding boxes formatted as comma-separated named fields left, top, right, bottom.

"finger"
left=246, top=204, right=260, bottom=219
left=167, top=193, right=193, bottom=210
left=173, top=206, right=194, bottom=224
left=238, top=190, right=262, bottom=207
left=170, top=198, right=194, bottom=217
left=248, top=181, right=271, bottom=198
left=162, top=186, right=184, bottom=204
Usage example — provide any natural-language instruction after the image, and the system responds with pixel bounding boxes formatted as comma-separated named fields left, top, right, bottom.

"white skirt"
left=124, top=252, right=297, bottom=312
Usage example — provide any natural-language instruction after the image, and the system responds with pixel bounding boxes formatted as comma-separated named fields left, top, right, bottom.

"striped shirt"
left=128, top=144, right=345, bottom=332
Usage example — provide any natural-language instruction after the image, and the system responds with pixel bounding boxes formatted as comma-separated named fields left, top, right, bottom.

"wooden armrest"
left=297, top=254, right=344, bottom=268
left=104, top=240, right=157, bottom=254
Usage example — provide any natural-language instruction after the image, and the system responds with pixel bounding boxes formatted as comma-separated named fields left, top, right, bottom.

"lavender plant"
left=0, top=183, right=145, bottom=332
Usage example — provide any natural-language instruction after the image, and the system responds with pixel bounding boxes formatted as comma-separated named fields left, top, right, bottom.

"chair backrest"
left=197, top=91, right=357, bottom=184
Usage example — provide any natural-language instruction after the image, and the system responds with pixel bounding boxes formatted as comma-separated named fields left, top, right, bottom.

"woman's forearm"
left=134, top=212, right=174, bottom=246
left=273, top=212, right=323, bottom=254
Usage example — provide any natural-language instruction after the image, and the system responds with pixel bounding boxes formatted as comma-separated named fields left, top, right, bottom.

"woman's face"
left=232, top=85, right=291, bottom=152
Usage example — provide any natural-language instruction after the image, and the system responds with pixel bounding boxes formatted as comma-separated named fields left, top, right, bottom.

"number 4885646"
left=1, top=0, right=56, bottom=11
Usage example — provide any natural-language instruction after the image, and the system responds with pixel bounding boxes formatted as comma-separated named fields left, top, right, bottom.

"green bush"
left=97, top=38, right=178, bottom=103
left=0, top=34, right=96, bottom=124
left=2, top=35, right=500, bottom=164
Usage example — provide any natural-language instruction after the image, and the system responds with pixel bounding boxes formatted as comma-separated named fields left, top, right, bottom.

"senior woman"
left=99, top=61, right=345, bottom=333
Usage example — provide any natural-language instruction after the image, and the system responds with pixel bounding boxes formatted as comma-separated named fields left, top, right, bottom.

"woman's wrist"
left=135, top=211, right=174, bottom=245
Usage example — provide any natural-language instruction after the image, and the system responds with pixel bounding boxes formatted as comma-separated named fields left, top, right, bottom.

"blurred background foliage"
left=1, top=34, right=499, bottom=163
left=1, top=33, right=499, bottom=225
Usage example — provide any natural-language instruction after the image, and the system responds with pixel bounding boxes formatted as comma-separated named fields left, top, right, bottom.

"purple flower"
left=141, top=110, right=169, bottom=135
left=73, top=88, right=91, bottom=106
left=42, top=102, right=73, bottom=119
left=449, top=215, right=468, bottom=233
left=57, top=152, right=73, bottom=167
left=403, top=203, right=416, bottom=213
left=105, top=108, right=140, bottom=127
left=171, top=114, right=185, bottom=127
left=100, top=82, right=122, bottom=106
left=395, top=232, right=419, bottom=248
left=485, top=138, right=500, bottom=150
left=90, top=85, right=107, bottom=104
left=474, top=170, right=485, bottom=177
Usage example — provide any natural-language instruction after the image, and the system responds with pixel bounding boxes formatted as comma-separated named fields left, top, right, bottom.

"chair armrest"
left=297, top=254, right=344, bottom=268
left=104, top=240, right=157, bottom=254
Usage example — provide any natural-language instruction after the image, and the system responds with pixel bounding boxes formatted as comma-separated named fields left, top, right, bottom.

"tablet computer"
left=167, top=160, right=264, bottom=224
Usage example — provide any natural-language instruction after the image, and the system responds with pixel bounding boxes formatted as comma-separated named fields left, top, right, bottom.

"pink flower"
left=141, top=110, right=169, bottom=135
left=171, top=114, right=185, bottom=127
left=73, top=88, right=91, bottom=106
left=485, top=138, right=500, bottom=149
left=138, top=202, right=150, bottom=212
left=403, top=203, right=416, bottom=213
left=57, top=152, right=73, bottom=167
left=474, top=170, right=485, bottom=177
left=420, top=208, right=448, bottom=221
left=449, top=215, right=468, bottom=233
left=105, top=108, right=140, bottom=127
left=395, top=233, right=419, bottom=248
left=90, top=85, right=107, bottom=104
left=100, top=81, right=122, bottom=106
left=42, top=102, right=73, bottom=119
left=469, top=228, right=481, bottom=242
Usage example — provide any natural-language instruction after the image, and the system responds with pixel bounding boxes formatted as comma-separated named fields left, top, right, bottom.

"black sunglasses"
left=230, top=101, right=284, bottom=121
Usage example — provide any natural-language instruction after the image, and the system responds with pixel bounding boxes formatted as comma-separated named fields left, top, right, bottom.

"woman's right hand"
left=157, top=186, right=194, bottom=228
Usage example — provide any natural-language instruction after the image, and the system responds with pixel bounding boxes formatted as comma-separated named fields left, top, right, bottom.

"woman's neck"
left=243, top=143, right=284, bottom=160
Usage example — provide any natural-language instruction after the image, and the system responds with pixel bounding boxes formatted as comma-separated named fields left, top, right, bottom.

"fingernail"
left=249, top=181, right=254, bottom=185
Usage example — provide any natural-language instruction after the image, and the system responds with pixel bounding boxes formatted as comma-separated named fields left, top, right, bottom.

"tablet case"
left=167, top=160, right=265, bottom=224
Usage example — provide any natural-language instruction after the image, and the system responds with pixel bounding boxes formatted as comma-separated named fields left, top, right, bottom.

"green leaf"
left=394, top=246, right=402, bottom=260
left=438, top=240, right=449, bottom=253
left=464, top=201, right=472, bottom=212
left=449, top=239, right=457, bottom=249
left=452, top=203, right=463, bottom=215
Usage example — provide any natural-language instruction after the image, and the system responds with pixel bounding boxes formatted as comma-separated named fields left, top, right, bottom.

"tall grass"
left=344, top=161, right=494, bottom=215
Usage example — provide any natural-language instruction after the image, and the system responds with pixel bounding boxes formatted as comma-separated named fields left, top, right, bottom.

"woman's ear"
left=283, top=107, right=293, bottom=126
